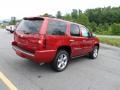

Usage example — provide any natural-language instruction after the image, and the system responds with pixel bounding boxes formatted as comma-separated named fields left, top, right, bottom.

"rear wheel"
left=51, top=50, right=69, bottom=72
left=89, top=46, right=99, bottom=59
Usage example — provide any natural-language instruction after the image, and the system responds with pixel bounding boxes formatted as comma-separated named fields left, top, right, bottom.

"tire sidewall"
left=92, top=46, right=99, bottom=59
left=89, top=46, right=99, bottom=59
left=51, top=50, right=69, bottom=72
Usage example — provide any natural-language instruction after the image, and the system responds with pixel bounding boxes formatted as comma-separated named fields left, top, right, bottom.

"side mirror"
left=88, top=32, right=93, bottom=38
left=88, top=32, right=96, bottom=38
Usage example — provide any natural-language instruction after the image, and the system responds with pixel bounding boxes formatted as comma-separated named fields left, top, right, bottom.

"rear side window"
left=16, top=18, right=43, bottom=34
left=70, top=24, right=80, bottom=36
left=47, top=20, right=67, bottom=35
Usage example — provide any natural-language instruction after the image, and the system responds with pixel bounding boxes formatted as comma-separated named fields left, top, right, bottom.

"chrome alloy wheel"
left=93, top=47, right=98, bottom=58
left=57, top=54, right=68, bottom=70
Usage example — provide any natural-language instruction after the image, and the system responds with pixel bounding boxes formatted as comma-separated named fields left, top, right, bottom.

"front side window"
left=17, top=18, right=43, bottom=34
left=70, top=24, right=80, bottom=36
left=47, top=20, right=67, bottom=35
left=81, top=27, right=89, bottom=37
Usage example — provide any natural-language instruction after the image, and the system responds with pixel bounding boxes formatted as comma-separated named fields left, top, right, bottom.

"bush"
left=99, top=37, right=120, bottom=47
left=111, top=23, right=120, bottom=35
left=93, top=23, right=112, bottom=35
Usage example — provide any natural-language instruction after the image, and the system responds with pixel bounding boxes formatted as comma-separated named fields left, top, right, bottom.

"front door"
left=80, top=26, right=93, bottom=54
left=69, top=24, right=84, bottom=57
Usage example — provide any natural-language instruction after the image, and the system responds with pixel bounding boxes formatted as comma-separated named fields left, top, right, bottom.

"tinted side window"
left=47, top=20, right=67, bottom=35
left=70, top=24, right=80, bottom=36
left=81, top=27, right=89, bottom=37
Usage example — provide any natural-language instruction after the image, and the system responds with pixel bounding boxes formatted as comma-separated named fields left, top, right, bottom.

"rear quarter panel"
left=45, top=35, right=70, bottom=51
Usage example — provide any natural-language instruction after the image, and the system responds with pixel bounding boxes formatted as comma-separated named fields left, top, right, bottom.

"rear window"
left=16, top=18, right=43, bottom=34
left=47, top=20, right=67, bottom=35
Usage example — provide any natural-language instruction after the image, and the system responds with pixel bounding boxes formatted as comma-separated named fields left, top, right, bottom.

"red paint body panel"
left=12, top=17, right=99, bottom=63
left=14, top=48, right=56, bottom=63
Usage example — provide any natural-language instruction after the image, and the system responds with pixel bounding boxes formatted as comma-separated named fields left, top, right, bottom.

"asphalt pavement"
left=0, top=30, right=120, bottom=90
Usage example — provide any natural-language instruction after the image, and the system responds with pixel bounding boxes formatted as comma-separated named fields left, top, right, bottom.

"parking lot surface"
left=0, top=30, right=120, bottom=90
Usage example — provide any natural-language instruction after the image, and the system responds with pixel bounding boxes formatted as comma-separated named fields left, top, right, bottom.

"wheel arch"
left=57, top=45, right=71, bottom=56
left=94, top=43, right=100, bottom=49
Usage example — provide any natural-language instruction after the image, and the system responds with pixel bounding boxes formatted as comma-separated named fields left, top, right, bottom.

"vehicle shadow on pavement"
left=15, top=56, right=90, bottom=73
left=69, top=56, right=91, bottom=66
left=18, top=59, right=53, bottom=72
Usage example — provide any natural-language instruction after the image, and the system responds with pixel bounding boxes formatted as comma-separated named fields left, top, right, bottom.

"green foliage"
left=56, top=11, right=62, bottom=19
left=111, top=23, right=120, bottom=35
left=55, top=6, right=120, bottom=35
left=62, top=13, right=72, bottom=21
left=62, top=9, right=90, bottom=26
left=0, top=24, right=6, bottom=29
left=99, top=37, right=120, bottom=47
left=89, top=22, right=97, bottom=32
left=42, top=13, right=49, bottom=17
left=71, top=9, right=78, bottom=19
left=85, top=7, right=120, bottom=25
left=96, top=23, right=111, bottom=34
left=41, top=13, right=54, bottom=17
left=9, top=17, right=16, bottom=25
left=77, top=13, right=89, bottom=25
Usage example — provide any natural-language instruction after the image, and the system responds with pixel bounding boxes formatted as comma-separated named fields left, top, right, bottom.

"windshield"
left=16, top=19, right=43, bottom=34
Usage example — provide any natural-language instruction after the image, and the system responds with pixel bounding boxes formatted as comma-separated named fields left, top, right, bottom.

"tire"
left=51, top=50, right=69, bottom=72
left=89, top=46, right=99, bottom=59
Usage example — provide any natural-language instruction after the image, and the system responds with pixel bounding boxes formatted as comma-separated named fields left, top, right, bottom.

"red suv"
left=12, top=17, right=99, bottom=72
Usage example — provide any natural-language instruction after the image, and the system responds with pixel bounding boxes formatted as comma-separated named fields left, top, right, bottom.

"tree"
left=41, top=13, right=55, bottom=17
left=85, top=7, right=120, bottom=25
left=89, top=22, right=97, bottom=32
left=111, top=23, right=120, bottom=35
left=63, top=9, right=89, bottom=26
left=71, top=9, right=78, bottom=19
left=77, top=13, right=89, bottom=25
left=56, top=11, right=62, bottom=19
left=63, top=13, right=72, bottom=21
left=78, top=9, right=82, bottom=15
left=40, top=6, right=120, bottom=35
left=9, top=17, right=16, bottom=25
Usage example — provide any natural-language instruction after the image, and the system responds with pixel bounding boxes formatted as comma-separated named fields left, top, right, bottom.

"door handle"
left=69, top=40, right=75, bottom=42
left=83, top=40, right=86, bottom=42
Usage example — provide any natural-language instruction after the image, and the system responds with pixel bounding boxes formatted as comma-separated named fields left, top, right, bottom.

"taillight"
left=38, top=35, right=46, bottom=48
left=38, top=40, right=42, bottom=44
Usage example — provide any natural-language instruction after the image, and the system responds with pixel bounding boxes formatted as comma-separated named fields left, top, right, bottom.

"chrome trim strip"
left=69, top=40, right=75, bottom=42
left=12, top=46, right=34, bottom=56
left=74, top=48, right=82, bottom=50
left=38, top=50, right=56, bottom=52
left=72, top=56, right=81, bottom=59
left=72, top=54, right=85, bottom=59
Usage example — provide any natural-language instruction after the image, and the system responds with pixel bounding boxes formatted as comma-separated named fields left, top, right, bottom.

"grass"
left=99, top=37, right=120, bottom=47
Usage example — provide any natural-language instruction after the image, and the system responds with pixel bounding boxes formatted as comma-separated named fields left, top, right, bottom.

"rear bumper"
left=12, top=45, right=56, bottom=63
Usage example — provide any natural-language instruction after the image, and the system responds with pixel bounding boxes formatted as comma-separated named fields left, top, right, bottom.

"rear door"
left=70, top=24, right=84, bottom=57
left=45, top=19, right=68, bottom=50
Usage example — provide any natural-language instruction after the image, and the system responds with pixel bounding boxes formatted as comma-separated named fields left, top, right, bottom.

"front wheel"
left=51, top=50, right=69, bottom=72
left=89, top=46, right=99, bottom=59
